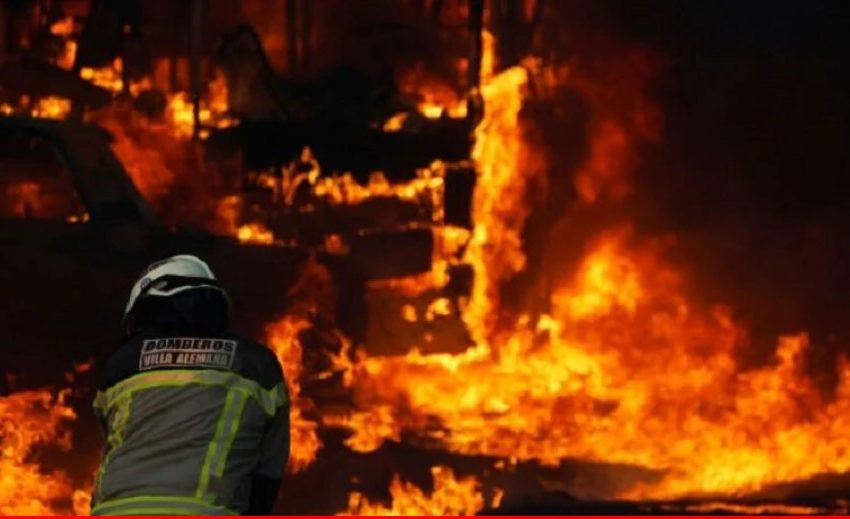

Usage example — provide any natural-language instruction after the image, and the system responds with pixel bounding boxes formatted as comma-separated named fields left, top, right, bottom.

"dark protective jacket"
left=90, top=330, right=290, bottom=516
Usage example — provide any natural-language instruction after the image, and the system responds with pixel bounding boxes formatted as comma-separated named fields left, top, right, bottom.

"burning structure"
left=2, top=0, right=850, bottom=515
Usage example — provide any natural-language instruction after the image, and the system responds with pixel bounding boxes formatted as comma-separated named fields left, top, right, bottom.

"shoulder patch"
left=139, top=337, right=238, bottom=371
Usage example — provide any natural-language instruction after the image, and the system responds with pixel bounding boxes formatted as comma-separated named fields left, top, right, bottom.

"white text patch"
left=139, top=337, right=237, bottom=371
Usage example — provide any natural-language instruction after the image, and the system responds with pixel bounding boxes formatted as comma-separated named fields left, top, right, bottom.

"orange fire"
left=0, top=95, right=71, bottom=120
left=463, top=32, right=544, bottom=346
left=237, top=222, right=275, bottom=245
left=279, top=150, right=446, bottom=215
left=213, top=195, right=276, bottom=245
left=342, top=466, right=497, bottom=516
left=166, top=71, right=236, bottom=140
left=80, top=59, right=125, bottom=94
left=266, top=314, right=321, bottom=472
left=49, top=17, right=77, bottom=70
left=49, top=17, right=75, bottom=37
left=76, top=61, right=246, bottom=237
left=10, top=11, right=850, bottom=515
left=3, top=181, right=44, bottom=217
left=264, top=258, right=338, bottom=472
left=319, top=28, right=850, bottom=504
left=0, top=389, right=80, bottom=515
left=395, top=61, right=468, bottom=121
left=0, top=358, right=93, bottom=516
left=91, top=106, right=181, bottom=203
left=30, top=96, right=72, bottom=120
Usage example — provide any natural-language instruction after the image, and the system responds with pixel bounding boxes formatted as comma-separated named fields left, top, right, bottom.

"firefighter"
left=90, top=254, right=289, bottom=516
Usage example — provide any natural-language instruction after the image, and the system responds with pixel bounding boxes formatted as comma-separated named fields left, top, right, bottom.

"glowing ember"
left=80, top=59, right=124, bottom=93
left=382, top=112, right=409, bottom=132
left=237, top=222, right=275, bottom=245
left=49, top=17, right=77, bottom=70
left=49, top=17, right=75, bottom=37
left=212, top=196, right=275, bottom=245
left=0, top=96, right=71, bottom=120
left=166, top=71, right=236, bottom=140
left=342, top=466, right=495, bottom=516
left=311, top=166, right=444, bottom=212
left=4, top=182, right=43, bottom=217
left=65, top=213, right=90, bottom=224
left=680, top=502, right=834, bottom=515
left=30, top=96, right=72, bottom=120
left=397, top=63, right=468, bottom=120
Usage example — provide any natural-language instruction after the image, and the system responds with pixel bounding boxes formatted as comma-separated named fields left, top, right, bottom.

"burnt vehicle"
left=0, top=115, right=364, bottom=388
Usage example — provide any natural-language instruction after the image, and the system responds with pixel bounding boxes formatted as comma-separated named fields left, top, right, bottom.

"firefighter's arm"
left=249, top=386, right=290, bottom=515
left=93, top=395, right=109, bottom=437
left=93, top=360, right=113, bottom=437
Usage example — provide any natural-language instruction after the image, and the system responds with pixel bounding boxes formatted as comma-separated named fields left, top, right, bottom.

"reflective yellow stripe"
left=93, top=390, right=133, bottom=504
left=214, top=392, right=249, bottom=478
left=97, top=507, right=203, bottom=516
left=101, top=369, right=287, bottom=416
left=196, top=389, right=245, bottom=500
left=92, top=494, right=236, bottom=516
left=93, top=390, right=108, bottom=412
left=93, top=370, right=289, bottom=509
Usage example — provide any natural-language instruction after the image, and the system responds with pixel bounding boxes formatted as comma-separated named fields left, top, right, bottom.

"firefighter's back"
left=91, top=255, right=290, bottom=516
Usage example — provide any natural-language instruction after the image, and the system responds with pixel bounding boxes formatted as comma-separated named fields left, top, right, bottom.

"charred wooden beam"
left=467, top=0, right=484, bottom=122
left=75, top=0, right=122, bottom=70
left=365, top=284, right=471, bottom=356
left=348, top=227, right=433, bottom=279
left=444, top=166, right=476, bottom=228
left=189, top=0, right=204, bottom=138
left=274, top=197, right=432, bottom=246
left=0, top=58, right=112, bottom=108
left=206, top=118, right=473, bottom=180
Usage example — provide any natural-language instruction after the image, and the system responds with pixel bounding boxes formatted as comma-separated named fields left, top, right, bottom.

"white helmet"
left=123, top=255, right=230, bottom=333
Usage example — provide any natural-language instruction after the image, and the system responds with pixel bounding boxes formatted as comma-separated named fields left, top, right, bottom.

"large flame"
left=463, top=31, right=544, bottom=346
left=0, top=362, right=92, bottom=515
left=342, top=466, right=497, bottom=516
left=264, top=258, right=337, bottom=472
left=10, top=12, right=850, bottom=515
left=324, top=28, right=850, bottom=503
left=0, top=389, right=80, bottom=515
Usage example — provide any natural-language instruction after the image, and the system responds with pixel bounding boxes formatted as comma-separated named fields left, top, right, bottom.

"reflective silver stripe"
left=100, top=369, right=287, bottom=416
left=91, top=495, right=237, bottom=516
